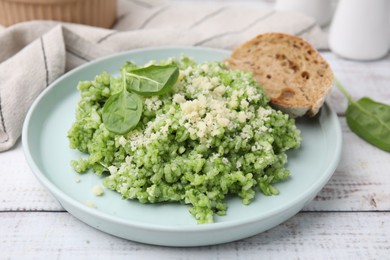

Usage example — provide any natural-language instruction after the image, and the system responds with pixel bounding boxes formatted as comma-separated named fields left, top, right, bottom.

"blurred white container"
left=274, top=0, right=333, bottom=26
left=329, top=0, right=390, bottom=60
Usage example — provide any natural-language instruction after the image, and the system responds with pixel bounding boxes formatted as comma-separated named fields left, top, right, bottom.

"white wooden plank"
left=1, top=118, right=390, bottom=212
left=0, top=212, right=389, bottom=259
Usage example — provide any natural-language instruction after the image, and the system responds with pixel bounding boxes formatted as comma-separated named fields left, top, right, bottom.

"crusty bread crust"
left=225, top=33, right=334, bottom=117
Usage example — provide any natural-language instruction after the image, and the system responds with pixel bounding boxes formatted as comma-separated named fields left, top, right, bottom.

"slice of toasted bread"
left=225, top=33, right=334, bottom=117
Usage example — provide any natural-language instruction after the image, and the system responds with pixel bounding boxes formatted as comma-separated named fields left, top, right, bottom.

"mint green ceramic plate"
left=22, top=47, right=342, bottom=246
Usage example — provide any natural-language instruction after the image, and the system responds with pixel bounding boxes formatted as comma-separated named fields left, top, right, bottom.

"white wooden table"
left=1, top=51, right=390, bottom=259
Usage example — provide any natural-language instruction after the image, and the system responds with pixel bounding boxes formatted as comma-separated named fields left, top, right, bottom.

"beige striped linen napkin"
left=0, top=0, right=327, bottom=152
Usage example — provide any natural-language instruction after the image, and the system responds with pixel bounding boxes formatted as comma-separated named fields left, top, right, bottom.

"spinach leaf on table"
left=335, top=79, right=390, bottom=152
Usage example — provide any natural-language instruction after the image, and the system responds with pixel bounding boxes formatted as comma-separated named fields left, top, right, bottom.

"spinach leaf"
left=102, top=75, right=143, bottom=135
left=126, top=64, right=179, bottom=96
left=335, top=79, right=390, bottom=152
left=102, top=63, right=179, bottom=135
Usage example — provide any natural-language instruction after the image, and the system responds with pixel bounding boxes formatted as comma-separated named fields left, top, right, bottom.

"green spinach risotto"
left=67, top=56, right=301, bottom=223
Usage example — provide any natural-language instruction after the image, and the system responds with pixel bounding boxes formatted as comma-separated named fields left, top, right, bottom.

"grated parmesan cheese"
left=84, top=200, right=96, bottom=208
left=92, top=185, right=104, bottom=196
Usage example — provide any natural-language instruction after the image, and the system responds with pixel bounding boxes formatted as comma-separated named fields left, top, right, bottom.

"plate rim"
left=22, top=46, right=343, bottom=233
